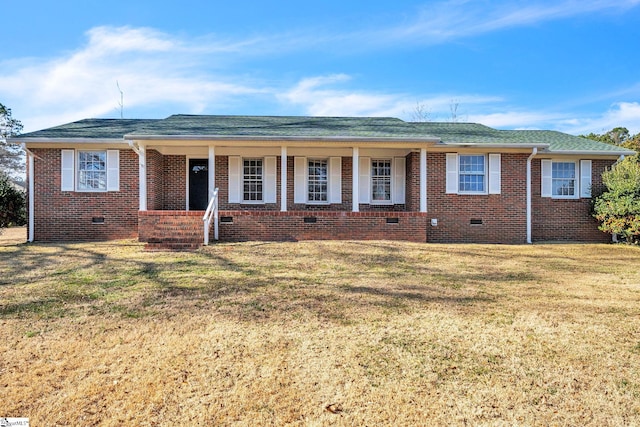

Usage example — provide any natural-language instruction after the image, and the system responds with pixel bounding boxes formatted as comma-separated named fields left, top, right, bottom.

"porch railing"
left=203, top=188, right=219, bottom=245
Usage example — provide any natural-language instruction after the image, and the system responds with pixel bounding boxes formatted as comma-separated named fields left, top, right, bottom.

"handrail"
left=202, top=188, right=219, bottom=245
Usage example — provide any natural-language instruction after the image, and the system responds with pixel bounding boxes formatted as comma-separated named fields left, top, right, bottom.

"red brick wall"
left=426, top=152, right=528, bottom=244
left=217, top=211, right=427, bottom=242
left=532, top=159, right=611, bottom=242
left=405, top=152, right=420, bottom=212
left=163, top=155, right=186, bottom=210
left=31, top=148, right=139, bottom=241
left=146, top=149, right=163, bottom=210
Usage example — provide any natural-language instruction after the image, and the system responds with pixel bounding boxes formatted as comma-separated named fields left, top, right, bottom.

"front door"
left=189, top=159, right=209, bottom=210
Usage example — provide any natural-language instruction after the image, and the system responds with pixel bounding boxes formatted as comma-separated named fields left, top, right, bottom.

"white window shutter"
left=264, top=156, right=277, bottom=203
left=228, top=156, right=241, bottom=203
left=106, top=150, right=120, bottom=191
left=329, top=157, right=342, bottom=204
left=488, top=153, right=501, bottom=194
left=445, top=153, right=458, bottom=194
left=294, top=157, right=306, bottom=203
left=359, top=156, right=371, bottom=204
left=61, top=149, right=75, bottom=191
left=541, top=159, right=553, bottom=197
left=580, top=160, right=592, bottom=198
left=393, top=157, right=406, bottom=204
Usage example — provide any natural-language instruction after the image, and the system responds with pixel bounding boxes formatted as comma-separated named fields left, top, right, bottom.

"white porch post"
left=420, top=148, right=427, bottom=212
left=280, top=146, right=288, bottom=211
left=352, top=147, right=359, bottom=212
left=139, top=144, right=147, bottom=211
left=208, top=145, right=216, bottom=198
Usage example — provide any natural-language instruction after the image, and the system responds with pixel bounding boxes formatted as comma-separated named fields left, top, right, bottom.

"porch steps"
left=141, top=215, right=206, bottom=251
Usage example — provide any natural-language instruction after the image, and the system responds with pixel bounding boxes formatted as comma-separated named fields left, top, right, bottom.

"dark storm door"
left=189, top=159, right=209, bottom=210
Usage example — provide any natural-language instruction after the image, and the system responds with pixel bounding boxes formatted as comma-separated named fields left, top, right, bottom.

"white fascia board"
left=442, top=142, right=550, bottom=149
left=544, top=149, right=637, bottom=157
left=124, top=134, right=441, bottom=144
left=15, top=137, right=129, bottom=146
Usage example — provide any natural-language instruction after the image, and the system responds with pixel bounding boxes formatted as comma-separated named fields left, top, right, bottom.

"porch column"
left=208, top=145, right=216, bottom=199
left=139, top=144, right=147, bottom=211
left=420, top=148, right=427, bottom=212
left=352, top=147, right=359, bottom=212
left=280, top=146, right=287, bottom=211
left=26, top=149, right=34, bottom=242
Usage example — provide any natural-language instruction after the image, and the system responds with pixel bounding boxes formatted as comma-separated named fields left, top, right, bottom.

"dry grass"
left=1, top=234, right=639, bottom=426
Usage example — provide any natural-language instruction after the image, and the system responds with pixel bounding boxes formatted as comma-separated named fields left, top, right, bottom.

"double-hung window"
left=243, top=158, right=263, bottom=202
left=61, top=149, right=119, bottom=192
left=228, top=156, right=276, bottom=204
left=445, top=153, right=501, bottom=195
left=78, top=151, right=107, bottom=191
left=307, top=159, right=328, bottom=202
left=458, top=155, right=486, bottom=193
left=541, top=159, right=591, bottom=199
left=551, top=162, right=575, bottom=197
left=371, top=159, right=392, bottom=203
left=293, top=157, right=341, bottom=204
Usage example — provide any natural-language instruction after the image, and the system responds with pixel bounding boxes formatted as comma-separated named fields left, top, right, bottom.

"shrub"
left=593, top=158, right=640, bottom=244
left=0, top=171, right=26, bottom=228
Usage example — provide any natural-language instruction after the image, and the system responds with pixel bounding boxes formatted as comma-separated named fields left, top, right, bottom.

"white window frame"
left=541, top=159, right=591, bottom=199
left=293, top=156, right=341, bottom=204
left=551, top=161, right=577, bottom=198
left=228, top=156, right=276, bottom=204
left=446, top=153, right=500, bottom=195
left=77, top=150, right=108, bottom=192
left=458, top=154, right=487, bottom=194
left=307, top=158, right=329, bottom=204
left=61, top=149, right=119, bottom=192
left=371, top=159, right=393, bottom=205
left=242, top=158, right=264, bottom=203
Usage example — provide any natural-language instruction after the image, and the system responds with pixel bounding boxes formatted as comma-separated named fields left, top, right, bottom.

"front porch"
left=138, top=210, right=429, bottom=250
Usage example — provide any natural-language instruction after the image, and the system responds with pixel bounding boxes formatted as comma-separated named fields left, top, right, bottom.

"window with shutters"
left=243, top=158, right=263, bottom=202
left=371, top=159, right=392, bottom=203
left=307, top=159, right=328, bottom=202
left=458, top=155, right=486, bottom=193
left=77, top=151, right=107, bottom=191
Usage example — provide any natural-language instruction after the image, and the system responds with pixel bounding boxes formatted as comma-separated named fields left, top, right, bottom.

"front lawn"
left=1, top=239, right=639, bottom=425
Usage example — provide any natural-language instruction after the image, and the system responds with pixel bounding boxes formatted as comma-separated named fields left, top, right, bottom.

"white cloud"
left=382, top=0, right=640, bottom=45
left=557, top=102, right=640, bottom=135
left=281, top=74, right=503, bottom=119
left=0, top=26, right=267, bottom=131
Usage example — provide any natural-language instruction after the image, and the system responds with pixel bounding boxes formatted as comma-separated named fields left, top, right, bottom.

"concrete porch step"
left=144, top=241, right=202, bottom=251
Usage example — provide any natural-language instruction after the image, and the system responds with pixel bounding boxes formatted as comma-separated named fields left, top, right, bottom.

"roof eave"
left=13, top=137, right=128, bottom=144
left=124, top=134, right=442, bottom=143
left=441, top=142, right=550, bottom=149
left=543, top=149, right=637, bottom=156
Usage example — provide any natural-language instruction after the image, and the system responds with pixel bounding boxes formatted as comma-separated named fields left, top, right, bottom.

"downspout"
left=22, top=144, right=35, bottom=242
left=526, top=147, right=538, bottom=244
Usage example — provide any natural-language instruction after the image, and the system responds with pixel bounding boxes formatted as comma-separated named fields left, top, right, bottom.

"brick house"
left=13, top=115, right=635, bottom=248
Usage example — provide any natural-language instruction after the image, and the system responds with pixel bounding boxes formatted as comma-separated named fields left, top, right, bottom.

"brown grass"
left=1, top=235, right=639, bottom=426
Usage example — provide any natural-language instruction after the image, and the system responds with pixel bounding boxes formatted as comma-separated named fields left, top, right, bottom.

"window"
left=458, top=155, right=486, bottom=193
left=61, top=150, right=119, bottom=192
left=371, top=159, right=392, bottom=202
left=551, top=162, right=575, bottom=196
left=77, top=151, right=107, bottom=191
left=446, top=153, right=500, bottom=195
left=243, top=158, right=263, bottom=202
left=307, top=159, right=328, bottom=202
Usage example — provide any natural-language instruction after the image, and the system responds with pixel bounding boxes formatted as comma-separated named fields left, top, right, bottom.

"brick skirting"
left=138, top=210, right=429, bottom=244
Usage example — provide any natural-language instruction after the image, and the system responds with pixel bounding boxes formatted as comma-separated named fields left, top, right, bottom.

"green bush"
left=593, top=158, right=640, bottom=244
left=0, top=171, right=26, bottom=228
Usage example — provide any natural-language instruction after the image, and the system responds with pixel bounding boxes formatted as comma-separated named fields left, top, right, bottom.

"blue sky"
left=2, top=0, right=640, bottom=134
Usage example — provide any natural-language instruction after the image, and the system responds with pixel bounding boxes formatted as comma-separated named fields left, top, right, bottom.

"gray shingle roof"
left=13, top=114, right=636, bottom=155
